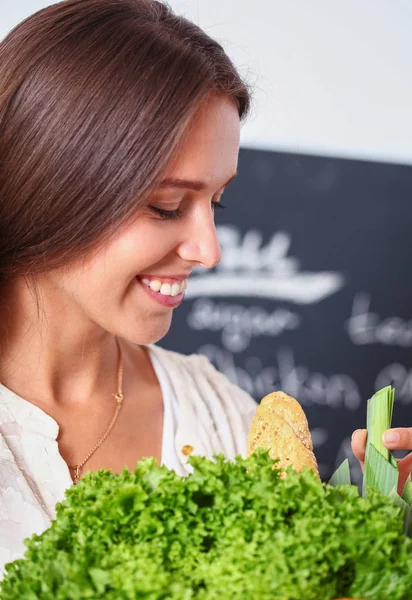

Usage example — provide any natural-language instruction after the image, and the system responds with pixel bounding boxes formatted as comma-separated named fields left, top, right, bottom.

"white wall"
left=2, top=0, right=412, bottom=165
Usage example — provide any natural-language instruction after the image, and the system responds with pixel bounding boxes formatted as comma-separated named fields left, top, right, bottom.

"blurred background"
left=2, top=1, right=412, bottom=481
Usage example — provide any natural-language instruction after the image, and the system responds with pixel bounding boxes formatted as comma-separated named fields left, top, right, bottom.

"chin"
left=123, top=315, right=173, bottom=347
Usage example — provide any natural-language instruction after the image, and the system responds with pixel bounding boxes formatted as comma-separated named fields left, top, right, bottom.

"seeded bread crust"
left=247, top=391, right=320, bottom=478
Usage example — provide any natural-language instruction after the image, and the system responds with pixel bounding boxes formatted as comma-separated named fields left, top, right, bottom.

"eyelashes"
left=149, top=201, right=225, bottom=221
left=149, top=206, right=184, bottom=220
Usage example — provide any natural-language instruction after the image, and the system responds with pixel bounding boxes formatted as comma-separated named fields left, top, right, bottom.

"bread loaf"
left=247, top=391, right=319, bottom=478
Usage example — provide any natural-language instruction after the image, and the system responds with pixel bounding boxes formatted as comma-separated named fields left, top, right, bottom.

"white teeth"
left=171, top=283, right=181, bottom=297
left=160, top=283, right=171, bottom=296
left=141, top=277, right=188, bottom=296
left=149, top=280, right=162, bottom=292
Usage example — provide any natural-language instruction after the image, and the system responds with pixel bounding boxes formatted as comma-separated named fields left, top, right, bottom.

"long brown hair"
left=0, top=0, right=250, bottom=283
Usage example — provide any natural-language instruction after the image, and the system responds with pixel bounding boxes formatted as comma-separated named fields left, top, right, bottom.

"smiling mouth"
left=139, top=277, right=188, bottom=297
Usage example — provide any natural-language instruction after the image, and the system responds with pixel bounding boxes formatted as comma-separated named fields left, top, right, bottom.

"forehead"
left=163, top=96, right=241, bottom=190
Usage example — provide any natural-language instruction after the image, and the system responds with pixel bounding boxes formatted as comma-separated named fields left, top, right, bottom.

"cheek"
left=54, top=220, right=180, bottom=307
left=113, top=222, right=179, bottom=274
left=69, top=223, right=178, bottom=287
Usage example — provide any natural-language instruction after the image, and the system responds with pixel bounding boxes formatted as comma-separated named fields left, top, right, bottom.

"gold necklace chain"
left=68, top=338, right=124, bottom=485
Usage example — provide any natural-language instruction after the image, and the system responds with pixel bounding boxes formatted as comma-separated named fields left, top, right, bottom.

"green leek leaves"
left=330, top=386, right=412, bottom=536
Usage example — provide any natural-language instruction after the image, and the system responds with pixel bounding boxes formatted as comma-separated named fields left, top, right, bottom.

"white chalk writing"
left=198, top=345, right=361, bottom=411
left=347, top=292, right=412, bottom=347
left=186, top=226, right=344, bottom=305
left=187, top=299, right=301, bottom=352
left=375, top=363, right=412, bottom=404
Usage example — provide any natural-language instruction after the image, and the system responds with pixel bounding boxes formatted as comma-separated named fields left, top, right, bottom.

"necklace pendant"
left=114, top=392, right=124, bottom=404
left=72, top=465, right=80, bottom=485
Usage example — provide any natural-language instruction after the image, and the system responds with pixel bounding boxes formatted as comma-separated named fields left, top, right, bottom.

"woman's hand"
left=352, top=428, right=412, bottom=493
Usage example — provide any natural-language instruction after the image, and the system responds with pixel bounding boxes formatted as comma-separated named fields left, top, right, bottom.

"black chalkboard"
left=160, top=147, right=412, bottom=482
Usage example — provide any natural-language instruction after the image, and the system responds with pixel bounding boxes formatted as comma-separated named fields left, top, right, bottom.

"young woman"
left=0, top=0, right=257, bottom=570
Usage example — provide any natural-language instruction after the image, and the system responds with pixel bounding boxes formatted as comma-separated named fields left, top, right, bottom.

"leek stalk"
left=330, top=386, right=412, bottom=537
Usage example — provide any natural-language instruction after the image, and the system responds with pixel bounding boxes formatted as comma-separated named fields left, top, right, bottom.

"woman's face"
left=48, top=95, right=241, bottom=344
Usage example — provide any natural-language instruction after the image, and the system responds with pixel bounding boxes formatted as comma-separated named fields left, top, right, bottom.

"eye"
left=212, top=201, right=225, bottom=212
left=149, top=206, right=184, bottom=220
left=148, top=198, right=225, bottom=220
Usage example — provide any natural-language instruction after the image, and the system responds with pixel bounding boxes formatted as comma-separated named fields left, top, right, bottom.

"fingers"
left=351, top=429, right=367, bottom=465
left=398, top=453, right=412, bottom=494
left=351, top=427, right=412, bottom=494
left=382, top=428, right=412, bottom=451
left=351, top=427, right=412, bottom=459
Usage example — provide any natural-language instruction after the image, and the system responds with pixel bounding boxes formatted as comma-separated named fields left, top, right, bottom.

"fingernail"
left=383, top=430, right=400, bottom=444
left=351, top=429, right=364, bottom=440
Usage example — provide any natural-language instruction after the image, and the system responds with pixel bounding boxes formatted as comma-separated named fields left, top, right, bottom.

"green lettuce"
left=2, top=452, right=412, bottom=600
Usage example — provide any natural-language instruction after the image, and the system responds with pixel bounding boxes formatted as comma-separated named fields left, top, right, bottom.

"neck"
left=0, top=277, right=120, bottom=408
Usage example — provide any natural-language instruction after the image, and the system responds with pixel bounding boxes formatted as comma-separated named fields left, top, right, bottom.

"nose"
left=176, top=207, right=222, bottom=269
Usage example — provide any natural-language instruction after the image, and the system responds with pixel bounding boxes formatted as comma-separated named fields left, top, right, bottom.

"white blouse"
left=0, top=345, right=257, bottom=574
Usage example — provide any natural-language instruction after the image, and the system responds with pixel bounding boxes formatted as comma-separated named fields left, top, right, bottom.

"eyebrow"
left=158, top=172, right=237, bottom=191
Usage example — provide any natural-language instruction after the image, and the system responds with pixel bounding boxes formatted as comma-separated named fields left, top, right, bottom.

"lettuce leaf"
left=1, top=452, right=412, bottom=600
